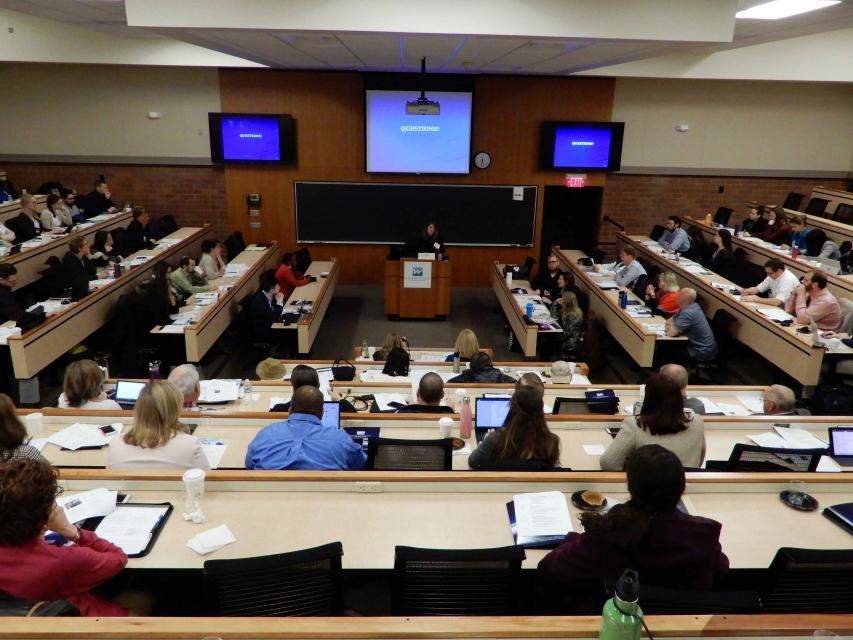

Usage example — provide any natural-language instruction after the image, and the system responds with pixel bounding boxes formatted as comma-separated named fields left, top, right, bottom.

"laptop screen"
left=321, top=401, right=341, bottom=429
left=475, top=397, right=511, bottom=428
left=343, top=426, right=380, bottom=452
left=115, top=380, right=146, bottom=404
left=830, top=427, right=853, bottom=455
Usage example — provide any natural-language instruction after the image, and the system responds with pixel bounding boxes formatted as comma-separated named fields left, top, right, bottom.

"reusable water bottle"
left=148, top=360, right=161, bottom=382
left=453, top=355, right=461, bottom=373
left=619, top=291, right=627, bottom=309
left=599, top=569, right=643, bottom=640
left=361, top=339, right=369, bottom=359
left=525, top=302, right=534, bottom=318
left=459, top=397, right=473, bottom=439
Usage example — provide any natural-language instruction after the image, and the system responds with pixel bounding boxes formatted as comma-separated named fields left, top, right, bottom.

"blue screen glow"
left=366, top=90, right=472, bottom=173
left=552, top=125, right=613, bottom=169
left=221, top=116, right=281, bottom=161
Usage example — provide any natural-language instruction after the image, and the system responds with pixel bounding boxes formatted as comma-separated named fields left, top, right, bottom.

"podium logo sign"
left=404, top=261, right=432, bottom=289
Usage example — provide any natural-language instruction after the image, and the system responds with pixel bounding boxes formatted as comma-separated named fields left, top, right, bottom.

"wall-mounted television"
left=365, top=87, right=473, bottom=175
left=208, top=113, right=295, bottom=164
left=539, top=121, right=624, bottom=171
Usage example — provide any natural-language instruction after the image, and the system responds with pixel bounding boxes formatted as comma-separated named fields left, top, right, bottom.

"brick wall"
left=2, top=163, right=229, bottom=236
left=599, top=174, right=850, bottom=254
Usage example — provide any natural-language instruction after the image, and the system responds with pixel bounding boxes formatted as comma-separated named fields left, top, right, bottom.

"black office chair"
left=392, top=545, right=526, bottom=615
left=294, top=247, right=312, bottom=274
left=649, top=225, right=665, bottom=242
left=705, top=444, right=824, bottom=472
left=224, top=231, right=246, bottom=261
left=631, top=273, right=649, bottom=299
left=762, top=547, right=853, bottom=612
left=109, top=227, right=129, bottom=259
left=713, top=207, right=734, bottom=227
left=710, top=308, right=737, bottom=369
left=38, top=256, right=70, bottom=298
left=203, top=542, right=344, bottom=616
left=782, top=192, right=805, bottom=211
left=366, top=437, right=453, bottom=470
left=804, top=197, right=830, bottom=217
left=0, top=593, right=80, bottom=617
left=156, top=214, right=179, bottom=237
left=832, top=203, right=853, bottom=225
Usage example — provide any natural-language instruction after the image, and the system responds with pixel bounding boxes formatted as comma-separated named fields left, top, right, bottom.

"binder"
left=81, top=502, right=173, bottom=557
left=822, top=501, right=853, bottom=536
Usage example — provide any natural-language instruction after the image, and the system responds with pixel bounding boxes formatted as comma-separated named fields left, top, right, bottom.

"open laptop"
left=343, top=426, right=380, bottom=453
left=829, top=426, right=853, bottom=468
left=113, top=380, right=146, bottom=409
left=321, top=401, right=341, bottom=429
left=474, top=397, right=511, bottom=443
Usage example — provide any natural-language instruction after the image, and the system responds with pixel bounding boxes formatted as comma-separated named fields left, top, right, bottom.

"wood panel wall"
left=219, top=70, right=614, bottom=286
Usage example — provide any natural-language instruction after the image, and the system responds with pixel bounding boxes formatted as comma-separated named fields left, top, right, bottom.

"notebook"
left=114, top=380, right=146, bottom=408
left=829, top=426, right=853, bottom=468
left=822, top=501, right=853, bottom=535
left=475, top=397, right=510, bottom=443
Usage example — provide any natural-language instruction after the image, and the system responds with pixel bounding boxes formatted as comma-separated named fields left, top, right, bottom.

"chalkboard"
left=294, top=181, right=536, bottom=246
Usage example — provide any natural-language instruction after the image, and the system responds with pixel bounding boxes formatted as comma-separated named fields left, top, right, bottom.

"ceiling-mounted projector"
left=406, top=57, right=440, bottom=115
left=406, top=96, right=440, bottom=115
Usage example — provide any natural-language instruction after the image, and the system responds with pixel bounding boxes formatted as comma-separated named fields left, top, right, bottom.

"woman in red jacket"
left=274, top=252, right=311, bottom=300
left=537, top=444, right=729, bottom=613
left=0, top=459, right=128, bottom=616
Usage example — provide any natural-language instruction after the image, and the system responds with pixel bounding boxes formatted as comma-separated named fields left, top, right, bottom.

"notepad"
left=95, top=504, right=170, bottom=556
left=513, top=491, right=572, bottom=538
left=373, top=393, right=408, bottom=412
left=755, top=307, right=794, bottom=322
left=48, top=423, right=110, bottom=450
left=737, top=395, right=765, bottom=414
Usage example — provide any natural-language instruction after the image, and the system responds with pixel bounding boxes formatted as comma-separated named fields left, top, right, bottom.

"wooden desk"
left=682, top=217, right=853, bottom=301
left=50, top=469, right=853, bottom=572
left=351, top=346, right=496, bottom=362
left=0, top=194, right=46, bottom=223
left=273, top=259, right=339, bottom=354
left=618, top=233, right=843, bottom=386
left=554, top=246, right=680, bottom=367
left=491, top=262, right=562, bottom=357
left=384, top=259, right=451, bottom=319
left=3, top=226, right=214, bottom=380
left=152, top=244, right=280, bottom=362
left=0, top=212, right=132, bottom=290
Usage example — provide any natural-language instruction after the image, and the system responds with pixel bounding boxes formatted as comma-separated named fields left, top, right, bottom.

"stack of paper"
left=57, top=487, right=117, bottom=523
left=594, top=280, right=620, bottom=289
left=737, top=395, right=765, bottom=414
left=224, top=263, right=249, bottom=277
left=156, top=238, right=181, bottom=248
left=510, top=491, right=572, bottom=547
left=749, top=427, right=828, bottom=450
left=697, top=397, right=723, bottom=415
left=755, top=307, right=794, bottom=322
left=48, top=423, right=110, bottom=450
left=187, top=524, right=237, bottom=555
left=95, top=504, right=170, bottom=556
left=641, top=323, right=666, bottom=336
left=199, top=379, right=241, bottom=403
left=0, top=326, right=21, bottom=345
left=715, top=402, right=751, bottom=417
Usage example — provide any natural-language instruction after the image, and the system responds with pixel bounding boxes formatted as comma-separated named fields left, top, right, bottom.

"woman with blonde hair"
left=107, top=381, right=208, bottom=469
left=373, top=332, right=407, bottom=361
left=644, top=271, right=680, bottom=315
left=58, top=359, right=121, bottom=410
left=446, top=328, right=480, bottom=362
left=0, top=394, right=47, bottom=462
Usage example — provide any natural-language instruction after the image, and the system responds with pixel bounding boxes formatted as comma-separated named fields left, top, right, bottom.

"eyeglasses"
left=55, top=486, right=65, bottom=498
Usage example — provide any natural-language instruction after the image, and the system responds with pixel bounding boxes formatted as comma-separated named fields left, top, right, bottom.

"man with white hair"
left=762, top=384, right=799, bottom=416
left=665, top=288, right=717, bottom=362
left=659, top=364, right=706, bottom=415
left=168, top=364, right=200, bottom=408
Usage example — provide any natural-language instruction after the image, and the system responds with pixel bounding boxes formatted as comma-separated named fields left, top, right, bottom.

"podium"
left=384, top=259, right=451, bottom=319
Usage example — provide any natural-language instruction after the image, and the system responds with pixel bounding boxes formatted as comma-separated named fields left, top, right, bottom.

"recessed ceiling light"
left=736, top=0, right=841, bottom=20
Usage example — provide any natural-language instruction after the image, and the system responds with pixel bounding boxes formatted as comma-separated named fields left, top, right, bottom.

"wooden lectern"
left=384, top=259, right=451, bottom=319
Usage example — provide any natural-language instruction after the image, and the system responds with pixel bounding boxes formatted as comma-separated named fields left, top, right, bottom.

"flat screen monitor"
left=365, top=89, right=473, bottom=174
left=208, top=113, right=295, bottom=164
left=539, top=121, right=624, bottom=171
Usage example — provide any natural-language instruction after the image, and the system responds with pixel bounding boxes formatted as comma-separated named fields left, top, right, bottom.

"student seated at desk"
left=751, top=207, right=791, bottom=245
left=632, top=364, right=705, bottom=416
left=658, top=216, right=691, bottom=253
left=57, top=359, right=121, bottom=410
left=665, top=288, right=717, bottom=363
left=803, top=229, right=841, bottom=261
left=396, top=372, right=454, bottom=414
left=468, top=385, right=560, bottom=471
left=0, top=459, right=129, bottom=616
left=124, top=207, right=154, bottom=254
left=0, top=394, right=47, bottom=462
left=62, top=236, right=106, bottom=287
left=107, top=381, right=209, bottom=470
left=12, top=193, right=43, bottom=243
left=142, top=262, right=180, bottom=327
left=445, top=328, right=480, bottom=362
left=550, top=291, right=583, bottom=361
left=709, top=229, right=738, bottom=282
left=269, top=364, right=357, bottom=413
left=275, top=252, right=312, bottom=300
left=448, top=352, right=515, bottom=384
left=83, top=179, right=117, bottom=218
left=247, top=386, right=366, bottom=471
left=532, top=254, right=563, bottom=301
left=90, top=230, right=121, bottom=268
left=0, top=264, right=23, bottom=324
left=372, top=332, right=406, bottom=361
left=784, top=270, right=842, bottom=330
left=538, top=445, right=728, bottom=614
left=199, top=239, right=226, bottom=280
left=781, top=214, right=809, bottom=252
left=169, top=256, right=210, bottom=300
left=39, top=193, right=73, bottom=230
left=738, top=258, right=799, bottom=307
left=740, top=206, right=767, bottom=236
left=250, top=270, right=284, bottom=345
left=60, top=188, right=83, bottom=222
left=601, top=374, right=706, bottom=471
left=595, top=246, right=646, bottom=288
left=761, top=384, right=801, bottom=415
left=644, top=271, right=679, bottom=315
left=168, top=364, right=201, bottom=409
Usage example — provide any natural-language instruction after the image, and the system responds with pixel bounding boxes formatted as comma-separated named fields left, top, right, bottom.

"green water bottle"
left=599, top=569, right=643, bottom=640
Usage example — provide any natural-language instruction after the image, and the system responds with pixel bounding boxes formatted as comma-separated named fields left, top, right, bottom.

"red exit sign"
left=564, top=173, right=587, bottom=188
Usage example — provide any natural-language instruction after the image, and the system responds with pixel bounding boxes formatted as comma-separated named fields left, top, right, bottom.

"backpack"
left=812, top=384, right=853, bottom=416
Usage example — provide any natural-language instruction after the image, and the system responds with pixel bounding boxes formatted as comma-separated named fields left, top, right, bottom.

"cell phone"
left=605, top=426, right=621, bottom=438
left=99, top=424, right=117, bottom=436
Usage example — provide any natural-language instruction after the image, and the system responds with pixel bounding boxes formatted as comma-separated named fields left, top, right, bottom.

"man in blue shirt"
left=246, top=386, right=367, bottom=470
left=596, top=246, right=647, bottom=288
left=658, top=216, right=691, bottom=253
left=665, top=288, right=717, bottom=362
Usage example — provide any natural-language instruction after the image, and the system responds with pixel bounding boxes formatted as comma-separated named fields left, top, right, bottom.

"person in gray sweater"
left=602, top=373, right=706, bottom=471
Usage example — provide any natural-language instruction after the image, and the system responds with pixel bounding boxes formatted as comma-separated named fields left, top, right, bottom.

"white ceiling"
left=1, top=0, right=852, bottom=76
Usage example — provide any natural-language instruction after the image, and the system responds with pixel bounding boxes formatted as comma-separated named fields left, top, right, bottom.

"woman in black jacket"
left=448, top=352, right=515, bottom=384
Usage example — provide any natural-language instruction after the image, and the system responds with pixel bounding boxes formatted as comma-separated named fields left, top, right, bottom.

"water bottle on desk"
left=525, top=302, right=534, bottom=318
left=619, top=291, right=627, bottom=309
left=361, top=339, right=369, bottom=359
left=148, top=360, right=161, bottom=382
left=242, top=379, right=253, bottom=402
left=459, top=397, right=473, bottom=439
left=599, top=569, right=643, bottom=640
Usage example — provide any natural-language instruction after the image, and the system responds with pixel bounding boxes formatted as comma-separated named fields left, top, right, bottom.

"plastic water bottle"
left=599, top=569, right=643, bottom=640
left=459, top=397, right=473, bottom=439
left=361, top=339, right=369, bottom=358
left=525, top=302, right=534, bottom=318
left=453, top=355, right=461, bottom=373
left=242, top=378, right=253, bottom=400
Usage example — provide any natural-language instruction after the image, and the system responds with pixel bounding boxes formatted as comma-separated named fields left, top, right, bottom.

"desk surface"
left=491, top=262, right=561, bottom=357
left=273, top=259, right=339, bottom=354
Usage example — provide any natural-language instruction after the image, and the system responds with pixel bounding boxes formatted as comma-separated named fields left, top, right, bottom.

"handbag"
left=332, top=359, right=356, bottom=381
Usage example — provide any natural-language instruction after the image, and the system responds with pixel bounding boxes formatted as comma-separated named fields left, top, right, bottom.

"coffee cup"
left=438, top=417, right=454, bottom=439
left=25, top=412, right=44, bottom=437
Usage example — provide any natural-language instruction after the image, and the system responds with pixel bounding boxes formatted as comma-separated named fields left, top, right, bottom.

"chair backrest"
left=832, top=203, right=853, bottom=225
left=294, top=247, right=312, bottom=274
left=5, top=217, right=24, bottom=244
left=805, top=197, right=830, bottom=217
left=724, top=444, right=823, bottom=471
left=713, top=207, right=734, bottom=226
left=0, top=592, right=80, bottom=617
left=710, top=309, right=737, bottom=357
left=110, top=227, right=129, bottom=258
left=631, top=273, right=649, bottom=299
left=392, top=545, right=526, bottom=615
left=224, top=231, right=246, bottom=260
left=203, top=542, right=344, bottom=616
left=367, top=437, right=453, bottom=470
left=763, top=547, right=853, bottom=612
left=649, top=225, right=666, bottom=242
left=782, top=192, right=805, bottom=211
left=633, top=584, right=761, bottom=614
left=157, top=214, right=179, bottom=237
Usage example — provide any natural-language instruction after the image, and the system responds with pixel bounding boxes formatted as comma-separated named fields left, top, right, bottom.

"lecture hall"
left=0, top=1, right=852, bottom=638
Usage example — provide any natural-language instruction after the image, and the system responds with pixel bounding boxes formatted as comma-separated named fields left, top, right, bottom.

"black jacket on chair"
left=124, top=220, right=154, bottom=254
left=0, top=284, right=23, bottom=324
left=61, top=251, right=97, bottom=282
left=11, top=212, right=40, bottom=243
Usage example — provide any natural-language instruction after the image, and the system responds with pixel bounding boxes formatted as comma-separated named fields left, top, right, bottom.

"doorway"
left=540, top=185, right=602, bottom=262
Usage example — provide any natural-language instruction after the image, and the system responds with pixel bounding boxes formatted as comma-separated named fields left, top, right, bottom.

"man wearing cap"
left=246, top=386, right=366, bottom=470
left=549, top=360, right=575, bottom=383
left=396, top=372, right=454, bottom=413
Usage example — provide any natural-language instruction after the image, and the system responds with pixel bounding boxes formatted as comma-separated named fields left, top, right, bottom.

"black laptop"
left=474, top=397, right=511, bottom=443
left=343, top=426, right=380, bottom=453
left=829, top=426, right=853, bottom=468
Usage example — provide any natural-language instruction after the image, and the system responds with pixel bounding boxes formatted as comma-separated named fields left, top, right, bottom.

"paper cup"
left=183, top=468, right=206, bottom=498
left=25, top=412, right=44, bottom=437
left=439, top=417, right=454, bottom=439
left=505, top=272, right=512, bottom=285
